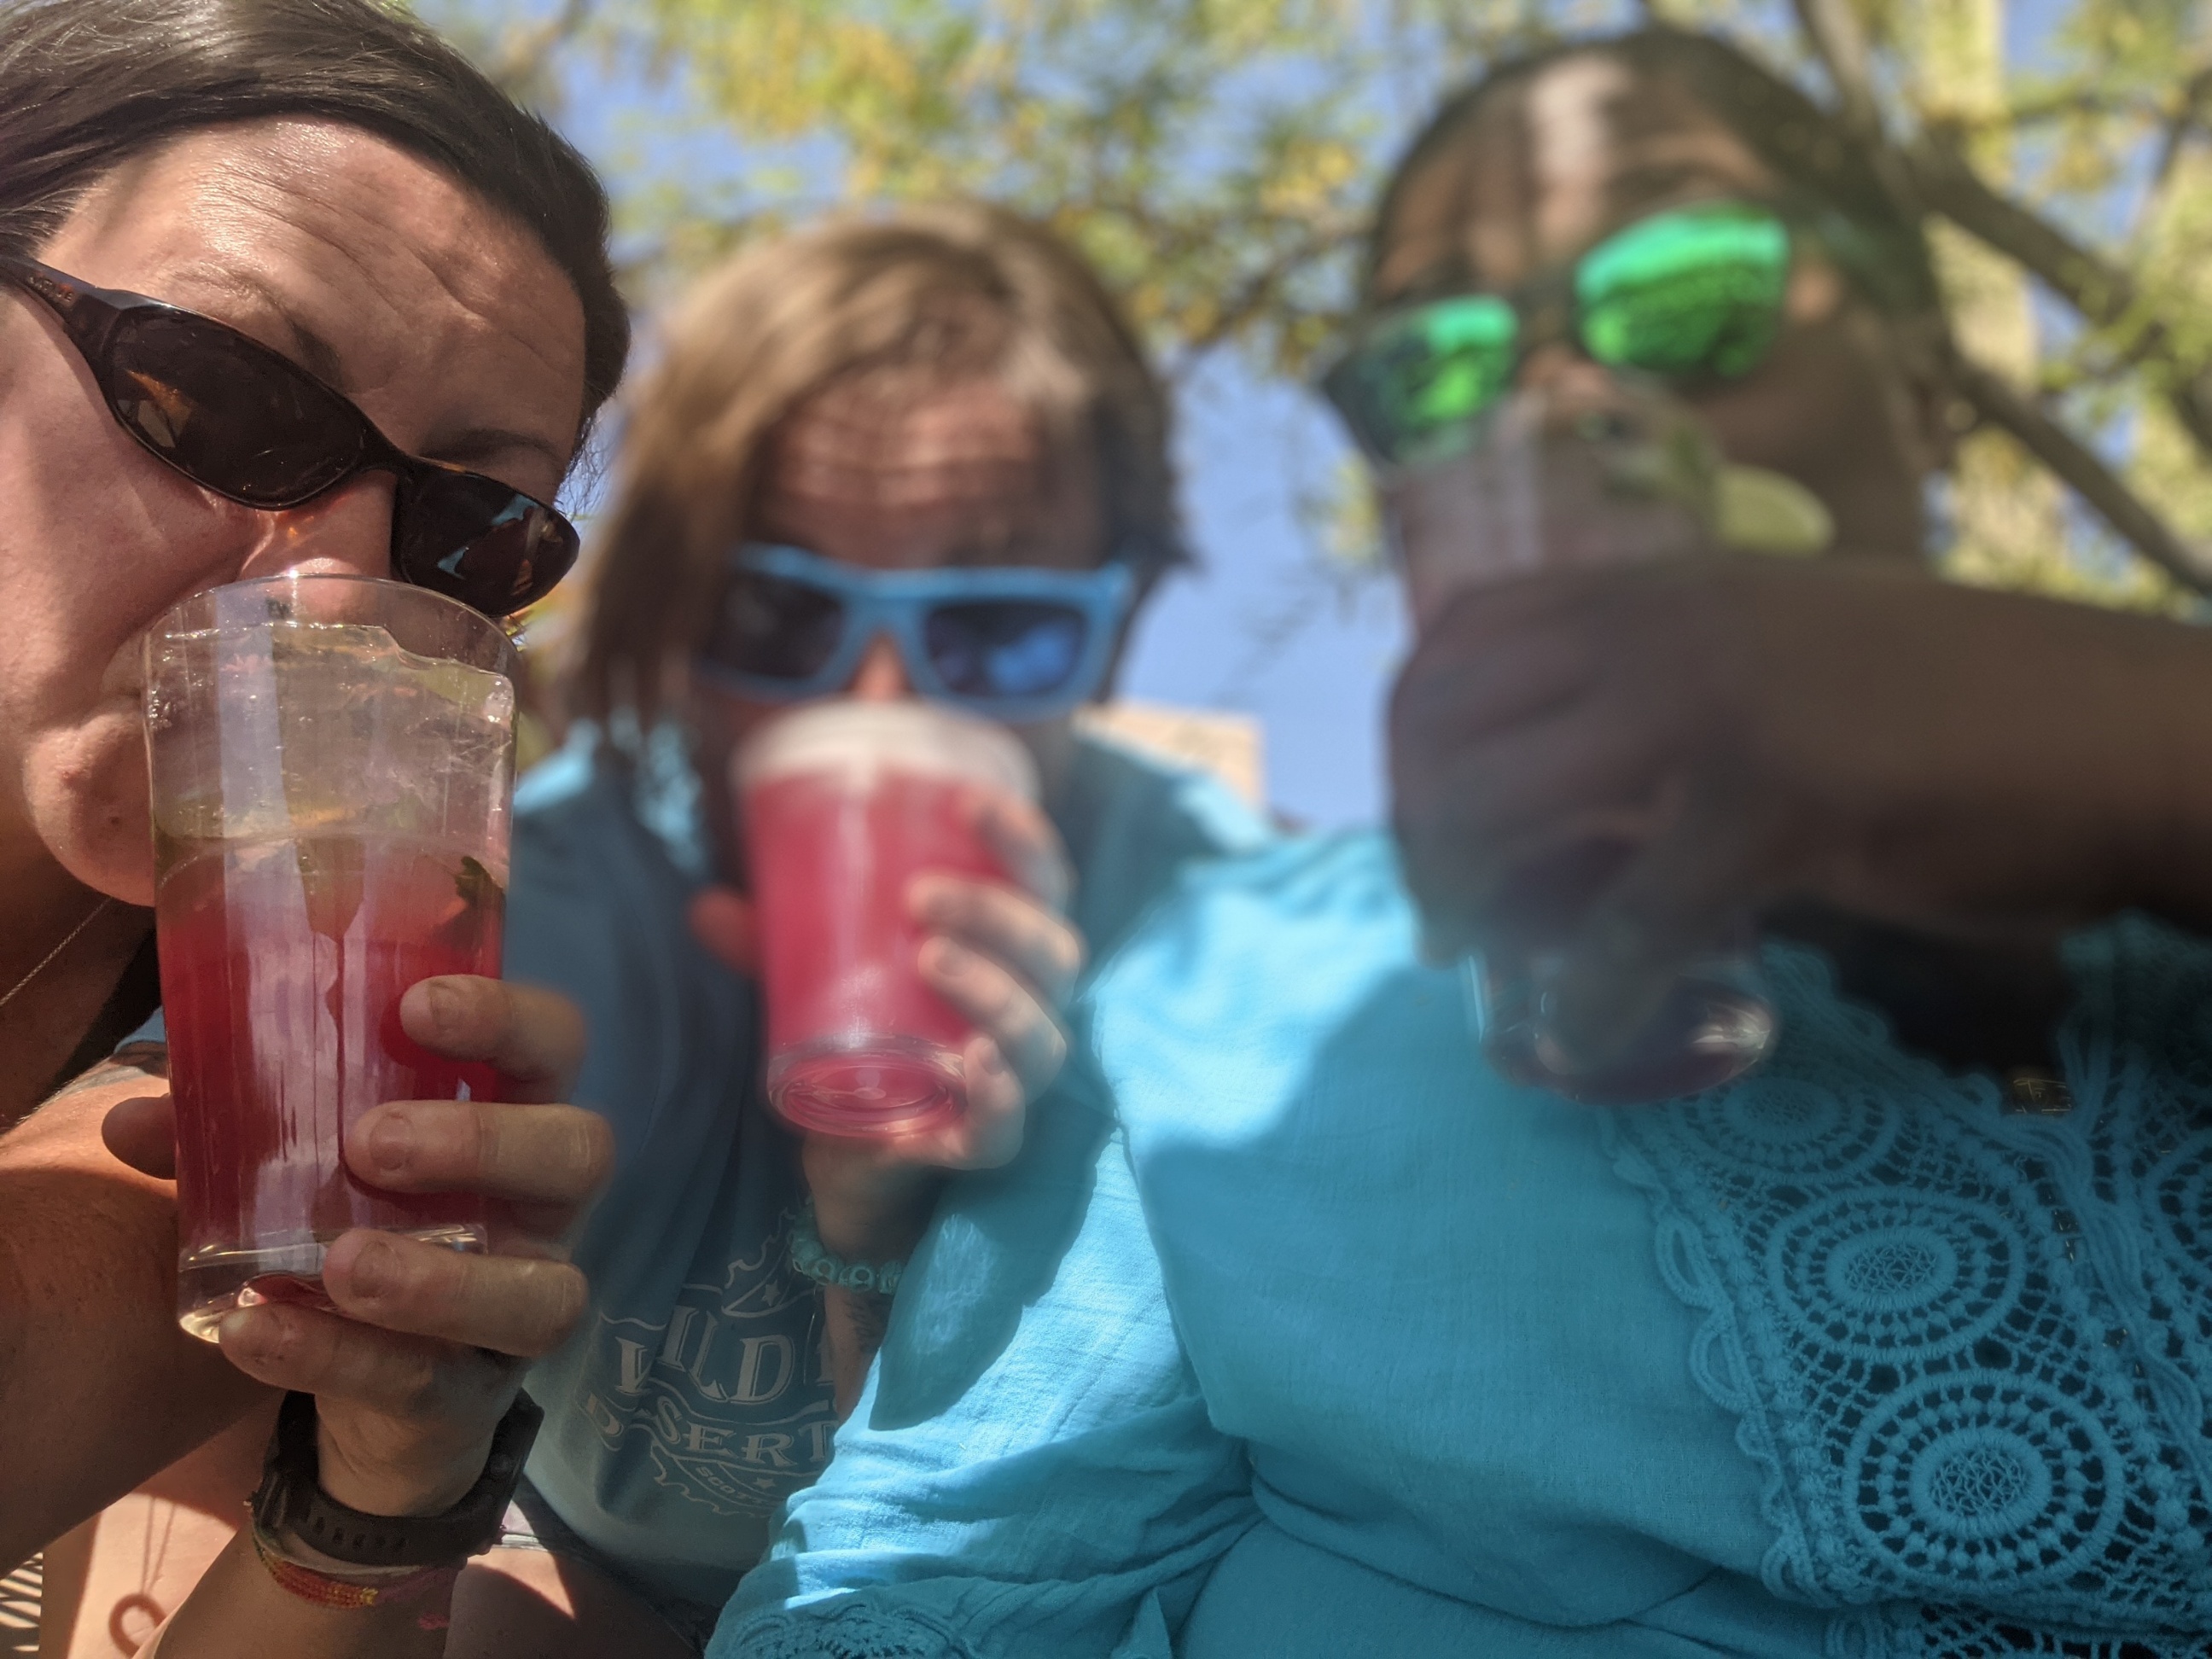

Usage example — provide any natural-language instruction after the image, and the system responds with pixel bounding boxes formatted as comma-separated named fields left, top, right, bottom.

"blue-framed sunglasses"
left=697, top=544, right=1137, bottom=721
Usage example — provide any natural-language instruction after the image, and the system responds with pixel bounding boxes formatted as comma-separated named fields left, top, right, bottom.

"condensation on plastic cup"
left=736, top=700, right=1039, bottom=1138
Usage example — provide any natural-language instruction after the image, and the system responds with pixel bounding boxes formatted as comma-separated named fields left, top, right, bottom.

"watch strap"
left=252, top=1388, right=543, bottom=1568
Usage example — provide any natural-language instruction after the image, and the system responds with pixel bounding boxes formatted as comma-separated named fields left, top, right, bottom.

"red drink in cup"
left=145, top=575, right=517, bottom=1340
left=737, top=701, right=1038, bottom=1138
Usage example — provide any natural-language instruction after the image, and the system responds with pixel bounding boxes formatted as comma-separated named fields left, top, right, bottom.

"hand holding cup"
left=104, top=975, right=610, bottom=1516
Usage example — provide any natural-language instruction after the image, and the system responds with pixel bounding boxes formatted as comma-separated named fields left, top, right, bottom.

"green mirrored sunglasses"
left=1321, top=201, right=1792, bottom=468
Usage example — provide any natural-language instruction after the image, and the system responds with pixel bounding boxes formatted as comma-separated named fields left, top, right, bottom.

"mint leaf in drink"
left=455, top=855, right=506, bottom=923
left=428, top=854, right=506, bottom=961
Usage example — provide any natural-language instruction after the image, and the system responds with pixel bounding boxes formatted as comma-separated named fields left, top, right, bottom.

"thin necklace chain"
left=0, top=895, right=112, bottom=1013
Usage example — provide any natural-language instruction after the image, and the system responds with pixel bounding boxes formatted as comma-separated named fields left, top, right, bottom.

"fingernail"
left=977, top=1043, right=1009, bottom=1078
left=345, top=1237, right=399, bottom=1299
left=218, top=1307, right=281, bottom=1362
left=364, top=1110, right=414, bottom=1176
left=926, top=939, right=973, bottom=975
left=424, top=979, right=465, bottom=1036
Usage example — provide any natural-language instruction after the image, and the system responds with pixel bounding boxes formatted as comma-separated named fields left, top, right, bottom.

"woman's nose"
left=848, top=634, right=913, bottom=701
left=1513, top=341, right=1621, bottom=401
left=232, top=474, right=397, bottom=584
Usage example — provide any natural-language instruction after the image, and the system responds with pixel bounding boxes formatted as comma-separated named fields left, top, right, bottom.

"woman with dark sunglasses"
left=0, top=0, right=643, bottom=1654
left=722, top=28, right=2212, bottom=1659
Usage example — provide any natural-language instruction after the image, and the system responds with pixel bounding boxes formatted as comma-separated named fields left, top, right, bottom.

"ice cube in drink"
left=145, top=577, right=518, bottom=1340
left=738, top=701, right=1038, bottom=1138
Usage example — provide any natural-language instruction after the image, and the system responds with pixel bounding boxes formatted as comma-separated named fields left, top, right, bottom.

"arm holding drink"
left=104, top=974, right=611, bottom=1659
left=692, top=706, right=1084, bottom=1417
left=107, top=575, right=617, bottom=1652
left=1390, top=556, right=2212, bottom=1068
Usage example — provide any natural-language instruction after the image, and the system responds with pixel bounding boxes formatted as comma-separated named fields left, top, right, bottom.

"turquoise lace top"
left=717, top=832, right=2212, bottom=1656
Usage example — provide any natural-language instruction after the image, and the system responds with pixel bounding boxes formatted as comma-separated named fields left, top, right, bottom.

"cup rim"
left=732, top=696, right=1039, bottom=801
left=148, top=572, right=520, bottom=679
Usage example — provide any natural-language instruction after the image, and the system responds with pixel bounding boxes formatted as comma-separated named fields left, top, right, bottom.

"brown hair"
left=0, top=0, right=629, bottom=430
left=578, top=201, right=1185, bottom=723
left=1374, top=26, right=1941, bottom=318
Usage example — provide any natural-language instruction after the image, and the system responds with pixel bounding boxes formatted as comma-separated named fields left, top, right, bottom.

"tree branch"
left=1790, top=0, right=1881, bottom=143
left=1788, top=0, right=1921, bottom=216
left=2129, top=62, right=2212, bottom=245
left=1905, top=134, right=2212, bottom=458
left=1168, top=213, right=1363, bottom=380
left=1953, top=355, right=2212, bottom=595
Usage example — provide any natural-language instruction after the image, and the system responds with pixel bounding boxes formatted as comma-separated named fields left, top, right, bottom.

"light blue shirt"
left=508, top=726, right=1270, bottom=1608
left=720, top=832, right=2212, bottom=1656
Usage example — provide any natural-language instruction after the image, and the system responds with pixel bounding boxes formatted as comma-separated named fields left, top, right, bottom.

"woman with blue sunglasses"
left=463, top=202, right=1266, bottom=1653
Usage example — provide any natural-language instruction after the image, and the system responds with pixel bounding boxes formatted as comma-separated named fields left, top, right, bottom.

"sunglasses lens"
left=707, top=570, right=848, bottom=681
left=105, top=311, right=362, bottom=504
left=924, top=601, right=1090, bottom=701
left=1323, top=294, right=1517, bottom=467
left=1575, top=203, right=1789, bottom=380
left=395, top=473, right=581, bottom=616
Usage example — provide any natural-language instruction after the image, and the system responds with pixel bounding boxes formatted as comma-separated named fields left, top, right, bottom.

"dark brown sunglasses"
left=0, top=255, right=580, bottom=616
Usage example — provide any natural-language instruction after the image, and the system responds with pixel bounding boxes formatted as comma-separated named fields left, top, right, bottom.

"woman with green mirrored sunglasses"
left=1322, top=198, right=1796, bottom=467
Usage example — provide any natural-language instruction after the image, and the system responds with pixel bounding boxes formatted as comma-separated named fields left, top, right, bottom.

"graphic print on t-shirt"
left=568, top=1205, right=838, bottom=1517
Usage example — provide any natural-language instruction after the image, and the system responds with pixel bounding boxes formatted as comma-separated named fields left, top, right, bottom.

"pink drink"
left=160, top=836, right=503, bottom=1336
left=738, top=701, right=1038, bottom=1138
left=145, top=575, right=517, bottom=1339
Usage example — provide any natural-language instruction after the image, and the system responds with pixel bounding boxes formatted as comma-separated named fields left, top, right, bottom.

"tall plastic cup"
left=1389, top=381, right=1813, bottom=1103
left=737, top=700, right=1039, bottom=1138
left=145, top=574, right=518, bottom=1340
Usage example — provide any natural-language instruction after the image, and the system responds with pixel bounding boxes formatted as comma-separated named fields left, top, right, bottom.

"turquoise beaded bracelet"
left=789, top=1199, right=906, bottom=1297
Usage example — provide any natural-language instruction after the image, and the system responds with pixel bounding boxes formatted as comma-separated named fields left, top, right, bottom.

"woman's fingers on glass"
left=918, top=937, right=1069, bottom=1096
left=346, top=1100, right=614, bottom=1209
left=687, top=885, right=760, bottom=975
left=946, top=1033, right=1027, bottom=1170
left=315, top=1228, right=591, bottom=1359
left=214, top=1296, right=511, bottom=1417
left=909, top=874, right=1086, bottom=1006
left=99, top=1091, right=178, bottom=1179
left=966, top=787, right=1073, bottom=912
left=397, top=977, right=586, bottom=1103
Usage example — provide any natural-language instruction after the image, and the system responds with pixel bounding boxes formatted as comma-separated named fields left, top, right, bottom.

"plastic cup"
left=1387, top=382, right=1784, bottom=1103
left=144, top=574, right=518, bottom=1341
left=736, top=700, right=1038, bottom=1138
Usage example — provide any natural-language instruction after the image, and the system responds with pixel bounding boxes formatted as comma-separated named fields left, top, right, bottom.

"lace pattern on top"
left=721, top=1594, right=981, bottom=1659
left=1604, top=918, right=2212, bottom=1653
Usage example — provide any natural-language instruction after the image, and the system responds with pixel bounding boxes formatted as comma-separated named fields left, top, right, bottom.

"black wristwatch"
left=250, top=1388, right=544, bottom=1568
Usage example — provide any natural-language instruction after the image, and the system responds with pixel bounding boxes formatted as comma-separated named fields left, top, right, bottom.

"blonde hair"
left=579, top=201, right=1183, bottom=722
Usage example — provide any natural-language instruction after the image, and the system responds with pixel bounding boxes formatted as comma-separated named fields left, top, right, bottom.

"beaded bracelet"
left=249, top=1526, right=458, bottom=1627
left=789, top=1198, right=906, bottom=1297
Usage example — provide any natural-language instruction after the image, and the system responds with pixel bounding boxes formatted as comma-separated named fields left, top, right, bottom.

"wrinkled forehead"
left=1371, top=54, right=1780, bottom=305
